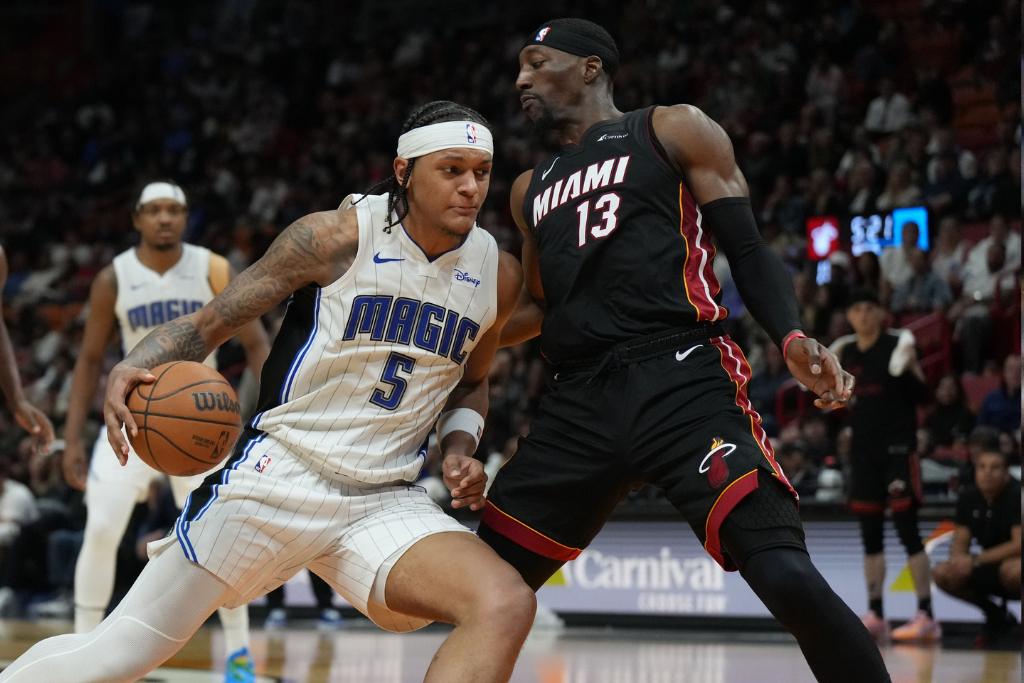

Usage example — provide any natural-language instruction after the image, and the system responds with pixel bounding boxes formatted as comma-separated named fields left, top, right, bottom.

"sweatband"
left=136, top=182, right=187, bottom=210
left=397, top=121, right=494, bottom=159
left=699, top=196, right=802, bottom=348
left=436, top=408, right=485, bottom=449
left=782, top=332, right=806, bottom=362
left=525, top=23, right=620, bottom=76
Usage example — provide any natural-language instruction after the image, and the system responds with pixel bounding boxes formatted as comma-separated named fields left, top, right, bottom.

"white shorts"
left=88, top=429, right=210, bottom=509
left=148, top=432, right=472, bottom=633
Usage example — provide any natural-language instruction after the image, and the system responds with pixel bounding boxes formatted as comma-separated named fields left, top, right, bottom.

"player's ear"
left=394, top=156, right=413, bottom=191
left=582, top=56, right=603, bottom=85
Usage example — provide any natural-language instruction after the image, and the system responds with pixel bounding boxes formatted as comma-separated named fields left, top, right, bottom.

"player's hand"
left=103, top=363, right=156, bottom=465
left=784, top=335, right=855, bottom=409
left=13, top=400, right=55, bottom=454
left=62, top=440, right=90, bottom=491
left=443, top=453, right=487, bottom=511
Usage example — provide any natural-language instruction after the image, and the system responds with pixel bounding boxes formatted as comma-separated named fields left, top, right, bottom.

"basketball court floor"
left=0, top=619, right=1019, bottom=682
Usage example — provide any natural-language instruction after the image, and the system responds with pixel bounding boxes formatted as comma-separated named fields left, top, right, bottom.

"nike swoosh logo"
left=129, top=283, right=145, bottom=290
left=373, top=253, right=405, bottom=264
left=675, top=345, right=700, bottom=362
left=541, top=158, right=559, bottom=180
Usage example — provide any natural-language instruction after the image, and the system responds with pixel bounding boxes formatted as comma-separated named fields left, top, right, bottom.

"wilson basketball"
left=126, top=361, right=242, bottom=477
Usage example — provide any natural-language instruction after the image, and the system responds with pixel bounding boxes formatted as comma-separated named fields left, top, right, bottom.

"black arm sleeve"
left=701, top=196, right=802, bottom=347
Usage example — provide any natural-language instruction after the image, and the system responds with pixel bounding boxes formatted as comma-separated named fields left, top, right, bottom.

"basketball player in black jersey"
left=479, top=19, right=891, bottom=683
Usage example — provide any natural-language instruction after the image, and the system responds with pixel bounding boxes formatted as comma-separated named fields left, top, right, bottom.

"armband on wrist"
left=436, top=408, right=484, bottom=450
left=782, top=331, right=807, bottom=362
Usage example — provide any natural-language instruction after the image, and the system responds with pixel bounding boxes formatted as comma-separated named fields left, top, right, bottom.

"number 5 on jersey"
left=370, top=352, right=416, bottom=410
left=577, top=192, right=621, bottom=247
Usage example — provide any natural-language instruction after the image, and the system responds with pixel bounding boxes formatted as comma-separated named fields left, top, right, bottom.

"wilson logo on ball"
left=698, top=438, right=736, bottom=490
left=191, top=391, right=241, bottom=414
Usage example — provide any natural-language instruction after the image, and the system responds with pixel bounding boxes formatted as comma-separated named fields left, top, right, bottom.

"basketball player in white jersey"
left=0, top=101, right=532, bottom=683
left=59, top=181, right=271, bottom=683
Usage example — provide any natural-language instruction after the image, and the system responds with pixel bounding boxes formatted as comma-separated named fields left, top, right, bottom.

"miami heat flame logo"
left=698, top=438, right=737, bottom=490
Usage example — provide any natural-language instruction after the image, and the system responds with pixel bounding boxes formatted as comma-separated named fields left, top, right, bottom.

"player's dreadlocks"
left=357, top=100, right=491, bottom=232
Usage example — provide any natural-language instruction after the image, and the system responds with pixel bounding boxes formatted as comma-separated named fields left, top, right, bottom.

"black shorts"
left=969, top=562, right=1017, bottom=600
left=483, top=335, right=801, bottom=572
left=849, top=442, right=922, bottom=514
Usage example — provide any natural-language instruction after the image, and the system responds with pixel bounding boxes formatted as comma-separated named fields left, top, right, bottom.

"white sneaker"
left=530, top=603, right=565, bottom=632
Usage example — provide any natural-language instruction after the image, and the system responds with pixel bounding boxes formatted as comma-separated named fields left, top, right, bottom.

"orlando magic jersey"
left=249, top=193, right=499, bottom=486
left=112, top=243, right=217, bottom=368
left=523, top=106, right=726, bottom=364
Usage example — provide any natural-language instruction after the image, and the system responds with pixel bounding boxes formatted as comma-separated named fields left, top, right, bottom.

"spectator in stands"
left=863, top=77, right=914, bottom=135
left=921, top=374, right=975, bottom=454
left=778, top=442, right=819, bottom=499
left=846, top=159, right=881, bottom=216
left=967, top=148, right=1017, bottom=220
left=890, top=247, right=953, bottom=313
left=875, top=162, right=922, bottom=212
left=964, top=214, right=1021, bottom=276
left=930, top=216, right=969, bottom=285
left=932, top=449, right=1020, bottom=642
left=923, top=151, right=969, bottom=219
left=950, top=240, right=1017, bottom=373
left=747, top=341, right=792, bottom=437
left=799, top=412, right=834, bottom=466
left=0, top=469, right=39, bottom=616
left=879, top=220, right=921, bottom=291
left=976, top=354, right=1021, bottom=435
left=856, top=251, right=882, bottom=293
left=836, top=126, right=882, bottom=185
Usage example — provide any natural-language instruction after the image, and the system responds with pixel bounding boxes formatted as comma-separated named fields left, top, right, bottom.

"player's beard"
left=152, top=241, right=178, bottom=251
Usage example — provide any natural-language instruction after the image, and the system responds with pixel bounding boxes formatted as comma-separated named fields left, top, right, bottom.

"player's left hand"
left=14, top=400, right=55, bottom=454
left=784, top=335, right=855, bottom=409
left=443, top=453, right=487, bottom=511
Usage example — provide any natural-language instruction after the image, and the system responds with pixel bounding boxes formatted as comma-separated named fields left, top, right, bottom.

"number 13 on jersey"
left=577, top=192, right=621, bottom=247
left=370, top=352, right=416, bottom=410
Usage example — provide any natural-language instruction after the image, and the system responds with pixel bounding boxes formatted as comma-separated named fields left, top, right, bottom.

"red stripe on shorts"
left=481, top=500, right=582, bottom=562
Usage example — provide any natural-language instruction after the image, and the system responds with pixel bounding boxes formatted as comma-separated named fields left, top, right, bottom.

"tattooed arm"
left=104, top=208, right=359, bottom=461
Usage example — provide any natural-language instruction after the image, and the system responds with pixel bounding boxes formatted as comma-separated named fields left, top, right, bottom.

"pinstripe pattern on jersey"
left=250, top=193, right=500, bottom=487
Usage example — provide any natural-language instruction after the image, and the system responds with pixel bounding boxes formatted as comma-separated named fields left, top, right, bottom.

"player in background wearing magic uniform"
left=0, top=247, right=55, bottom=454
left=831, top=289, right=937, bottom=642
left=60, top=182, right=271, bottom=682
left=0, top=102, right=532, bottom=683
left=483, top=20, right=892, bottom=683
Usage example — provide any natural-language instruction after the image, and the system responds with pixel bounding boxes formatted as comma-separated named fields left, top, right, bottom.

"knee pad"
left=719, top=470, right=806, bottom=573
left=892, top=509, right=924, bottom=556
left=858, top=514, right=885, bottom=555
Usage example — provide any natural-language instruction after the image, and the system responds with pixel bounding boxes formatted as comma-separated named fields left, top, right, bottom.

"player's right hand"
left=62, top=440, right=89, bottom=491
left=103, top=363, right=156, bottom=465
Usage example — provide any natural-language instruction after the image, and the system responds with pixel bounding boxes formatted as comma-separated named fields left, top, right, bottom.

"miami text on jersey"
left=343, top=296, right=481, bottom=364
left=127, top=299, right=205, bottom=331
left=533, top=155, right=631, bottom=225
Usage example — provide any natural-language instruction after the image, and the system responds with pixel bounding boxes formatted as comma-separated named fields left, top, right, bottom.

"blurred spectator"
left=930, top=216, right=969, bottom=285
left=890, top=247, right=953, bottom=313
left=950, top=240, right=1018, bottom=373
left=0, top=473, right=39, bottom=616
left=875, top=162, right=922, bottom=212
left=855, top=251, right=882, bottom=293
left=778, top=442, right=819, bottom=499
left=846, top=159, right=881, bottom=215
left=933, top=449, right=1020, bottom=642
left=967, top=148, right=1019, bottom=220
left=863, top=77, right=913, bottom=135
left=879, top=221, right=922, bottom=290
left=964, top=214, right=1021, bottom=276
left=799, top=413, right=834, bottom=466
left=747, top=342, right=792, bottom=437
left=976, top=355, right=1021, bottom=435
left=923, top=152, right=969, bottom=219
left=921, top=375, right=975, bottom=454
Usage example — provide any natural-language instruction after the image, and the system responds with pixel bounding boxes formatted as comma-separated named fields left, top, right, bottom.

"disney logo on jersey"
left=533, top=155, right=631, bottom=226
left=127, top=300, right=204, bottom=331
left=452, top=269, right=481, bottom=288
left=344, top=296, right=482, bottom=365
left=190, top=391, right=241, bottom=415
left=698, top=438, right=736, bottom=490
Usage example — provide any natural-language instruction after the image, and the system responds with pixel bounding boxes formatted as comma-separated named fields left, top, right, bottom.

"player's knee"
left=465, top=571, right=536, bottom=633
left=858, top=514, right=885, bottom=555
left=892, top=510, right=924, bottom=556
left=743, top=549, right=824, bottom=625
left=931, top=562, right=955, bottom=590
left=82, top=518, right=122, bottom=552
left=998, top=559, right=1021, bottom=592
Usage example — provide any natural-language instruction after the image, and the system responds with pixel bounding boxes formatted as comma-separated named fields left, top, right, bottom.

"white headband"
left=137, top=182, right=187, bottom=210
left=396, top=121, right=494, bottom=159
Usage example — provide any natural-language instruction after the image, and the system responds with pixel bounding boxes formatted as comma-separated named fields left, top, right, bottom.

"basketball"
left=126, top=361, right=242, bottom=477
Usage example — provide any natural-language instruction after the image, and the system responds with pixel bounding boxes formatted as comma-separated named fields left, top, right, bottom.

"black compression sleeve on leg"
left=859, top=513, right=886, bottom=555
left=893, top=508, right=925, bottom=556
left=742, top=547, right=892, bottom=683
left=700, top=197, right=802, bottom=347
left=477, top=521, right=565, bottom=592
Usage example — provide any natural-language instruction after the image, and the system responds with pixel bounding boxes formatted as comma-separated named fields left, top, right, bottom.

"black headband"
left=524, top=23, right=619, bottom=77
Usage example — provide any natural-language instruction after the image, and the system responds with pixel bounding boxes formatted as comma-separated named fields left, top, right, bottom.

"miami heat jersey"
left=250, top=193, right=500, bottom=486
left=112, top=243, right=217, bottom=368
left=523, top=106, right=726, bottom=363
